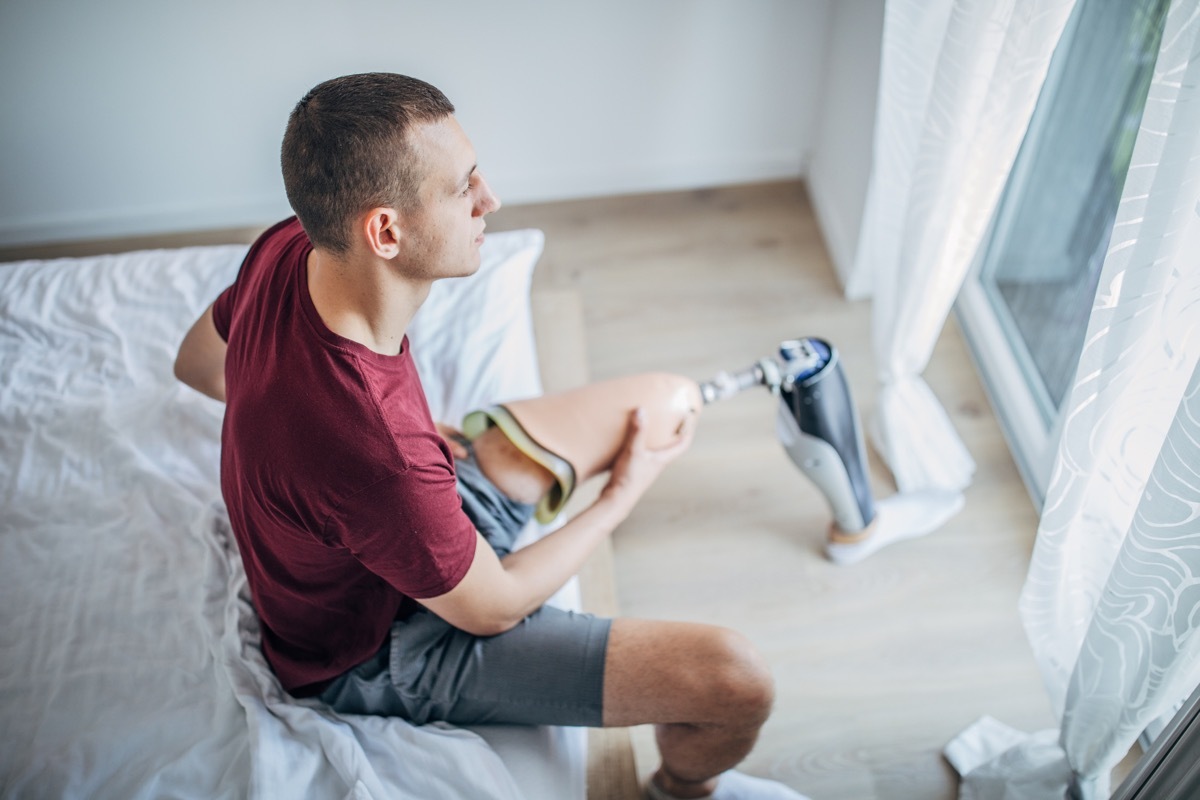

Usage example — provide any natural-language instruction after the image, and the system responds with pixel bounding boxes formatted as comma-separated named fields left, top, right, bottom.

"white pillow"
left=0, top=227, right=544, bottom=433
left=408, top=228, right=546, bottom=427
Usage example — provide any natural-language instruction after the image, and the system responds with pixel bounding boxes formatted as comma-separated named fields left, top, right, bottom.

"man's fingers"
left=619, top=406, right=697, bottom=465
left=435, top=422, right=469, bottom=460
left=624, top=407, right=647, bottom=446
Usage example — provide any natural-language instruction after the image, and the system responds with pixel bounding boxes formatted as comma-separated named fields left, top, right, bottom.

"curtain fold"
left=950, top=2, right=1200, bottom=797
left=1061, top=361, right=1200, bottom=797
left=852, top=0, right=1076, bottom=492
left=1026, top=2, right=1200, bottom=793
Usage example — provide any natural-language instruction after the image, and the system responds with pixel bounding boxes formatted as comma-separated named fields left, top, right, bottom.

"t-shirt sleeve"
left=331, top=463, right=479, bottom=599
left=212, top=217, right=300, bottom=342
left=211, top=282, right=237, bottom=342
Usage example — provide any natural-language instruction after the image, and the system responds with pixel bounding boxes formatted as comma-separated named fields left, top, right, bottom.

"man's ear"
left=361, top=207, right=402, bottom=259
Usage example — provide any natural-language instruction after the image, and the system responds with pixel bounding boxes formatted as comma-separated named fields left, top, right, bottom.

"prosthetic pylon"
left=700, top=337, right=876, bottom=536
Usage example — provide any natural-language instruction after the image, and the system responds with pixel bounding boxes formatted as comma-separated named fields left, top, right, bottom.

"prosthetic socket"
left=700, top=338, right=877, bottom=536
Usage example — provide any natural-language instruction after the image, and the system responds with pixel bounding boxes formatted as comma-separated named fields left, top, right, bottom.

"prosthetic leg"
left=460, top=337, right=959, bottom=563
left=699, top=337, right=962, bottom=564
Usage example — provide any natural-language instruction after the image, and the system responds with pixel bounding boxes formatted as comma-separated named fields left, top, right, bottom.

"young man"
left=175, top=73, right=808, bottom=800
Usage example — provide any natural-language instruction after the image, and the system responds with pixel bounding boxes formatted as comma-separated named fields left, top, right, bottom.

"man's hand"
left=420, top=406, right=694, bottom=637
left=600, top=406, right=695, bottom=519
left=435, top=422, right=470, bottom=460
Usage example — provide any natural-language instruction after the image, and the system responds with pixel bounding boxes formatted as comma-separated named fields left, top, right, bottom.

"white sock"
left=645, top=769, right=811, bottom=800
left=825, top=489, right=964, bottom=566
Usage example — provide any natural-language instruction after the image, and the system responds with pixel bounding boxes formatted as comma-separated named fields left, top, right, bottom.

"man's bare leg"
left=464, top=374, right=806, bottom=799
left=468, top=424, right=558, bottom=504
left=603, top=618, right=775, bottom=798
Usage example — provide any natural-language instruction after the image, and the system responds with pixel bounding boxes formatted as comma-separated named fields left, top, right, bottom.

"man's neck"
left=306, top=247, right=430, bottom=356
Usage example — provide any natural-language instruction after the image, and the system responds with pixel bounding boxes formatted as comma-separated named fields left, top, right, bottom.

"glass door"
left=955, top=0, right=1170, bottom=505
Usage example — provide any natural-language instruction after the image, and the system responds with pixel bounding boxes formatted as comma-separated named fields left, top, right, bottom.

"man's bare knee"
left=699, top=626, right=775, bottom=727
left=602, top=619, right=773, bottom=729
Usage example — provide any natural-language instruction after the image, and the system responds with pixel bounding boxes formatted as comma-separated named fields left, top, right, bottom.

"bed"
left=0, top=228, right=589, bottom=799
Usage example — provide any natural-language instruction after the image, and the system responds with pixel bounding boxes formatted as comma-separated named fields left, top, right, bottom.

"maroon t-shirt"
left=212, top=217, right=477, bottom=695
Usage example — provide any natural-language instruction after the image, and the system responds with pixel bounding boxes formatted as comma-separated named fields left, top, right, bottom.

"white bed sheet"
left=0, top=229, right=585, bottom=800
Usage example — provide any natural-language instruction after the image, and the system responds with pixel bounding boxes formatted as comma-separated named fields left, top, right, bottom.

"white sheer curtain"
left=850, top=0, right=1076, bottom=492
left=949, top=2, right=1200, bottom=797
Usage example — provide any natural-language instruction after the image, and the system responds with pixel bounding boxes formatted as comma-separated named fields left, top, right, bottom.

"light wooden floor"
left=490, top=181, right=1057, bottom=800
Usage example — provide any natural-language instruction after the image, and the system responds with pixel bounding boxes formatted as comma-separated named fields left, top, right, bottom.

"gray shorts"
left=318, top=437, right=611, bottom=727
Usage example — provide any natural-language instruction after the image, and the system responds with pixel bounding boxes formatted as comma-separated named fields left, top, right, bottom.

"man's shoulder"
left=242, top=217, right=309, bottom=273
left=219, top=217, right=309, bottom=324
left=256, top=216, right=307, bottom=247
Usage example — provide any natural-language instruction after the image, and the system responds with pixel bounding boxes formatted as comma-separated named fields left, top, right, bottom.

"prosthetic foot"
left=700, top=338, right=961, bottom=564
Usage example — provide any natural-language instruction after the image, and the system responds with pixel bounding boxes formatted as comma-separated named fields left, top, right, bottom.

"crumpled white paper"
left=945, top=716, right=1076, bottom=800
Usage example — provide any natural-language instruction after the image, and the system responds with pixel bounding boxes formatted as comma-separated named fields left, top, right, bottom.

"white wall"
left=807, top=0, right=885, bottom=292
left=0, top=0, right=829, bottom=246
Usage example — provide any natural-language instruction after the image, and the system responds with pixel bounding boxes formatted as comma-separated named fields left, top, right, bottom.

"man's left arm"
left=175, top=302, right=227, bottom=402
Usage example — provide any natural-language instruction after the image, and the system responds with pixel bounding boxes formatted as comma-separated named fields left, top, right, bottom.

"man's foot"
left=825, top=489, right=964, bottom=565
left=646, top=769, right=812, bottom=800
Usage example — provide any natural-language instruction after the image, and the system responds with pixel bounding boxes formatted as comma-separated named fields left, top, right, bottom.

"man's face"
left=398, top=115, right=500, bottom=281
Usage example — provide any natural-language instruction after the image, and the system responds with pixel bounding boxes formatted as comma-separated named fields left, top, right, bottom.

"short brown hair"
left=281, top=73, right=455, bottom=253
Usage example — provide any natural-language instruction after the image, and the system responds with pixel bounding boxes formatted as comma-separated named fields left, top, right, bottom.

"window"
left=955, top=0, right=1170, bottom=504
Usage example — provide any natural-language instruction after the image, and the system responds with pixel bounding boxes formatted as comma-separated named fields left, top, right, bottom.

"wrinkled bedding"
left=0, top=230, right=584, bottom=800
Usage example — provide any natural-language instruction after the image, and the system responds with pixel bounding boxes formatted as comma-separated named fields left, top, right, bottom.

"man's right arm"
left=174, top=302, right=228, bottom=402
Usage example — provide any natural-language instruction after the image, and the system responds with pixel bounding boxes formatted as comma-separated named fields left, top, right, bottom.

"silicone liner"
left=461, top=405, right=577, bottom=524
